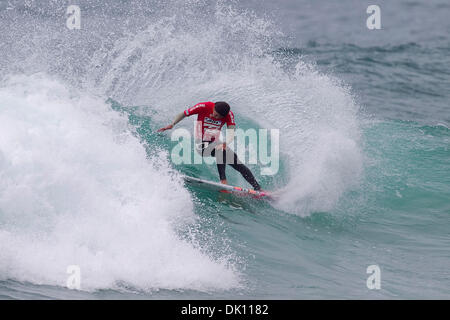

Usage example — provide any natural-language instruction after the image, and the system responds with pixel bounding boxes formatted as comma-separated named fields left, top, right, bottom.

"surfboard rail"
left=182, top=175, right=271, bottom=199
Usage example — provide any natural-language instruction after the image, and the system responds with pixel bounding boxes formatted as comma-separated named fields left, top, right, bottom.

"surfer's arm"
left=220, top=110, right=236, bottom=149
left=157, top=112, right=185, bottom=132
left=172, top=112, right=186, bottom=126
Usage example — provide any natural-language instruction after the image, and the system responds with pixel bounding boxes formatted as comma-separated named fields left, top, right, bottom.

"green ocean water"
left=117, top=104, right=450, bottom=299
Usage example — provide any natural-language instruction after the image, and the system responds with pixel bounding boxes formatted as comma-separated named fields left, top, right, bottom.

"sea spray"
left=0, top=73, right=242, bottom=291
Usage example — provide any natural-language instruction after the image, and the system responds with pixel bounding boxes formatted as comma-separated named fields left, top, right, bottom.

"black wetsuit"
left=197, top=141, right=261, bottom=191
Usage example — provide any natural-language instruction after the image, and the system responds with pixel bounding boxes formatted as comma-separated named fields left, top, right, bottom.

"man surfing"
left=158, top=101, right=262, bottom=191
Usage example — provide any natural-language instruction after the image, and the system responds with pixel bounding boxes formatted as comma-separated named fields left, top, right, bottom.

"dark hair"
left=214, top=101, right=230, bottom=116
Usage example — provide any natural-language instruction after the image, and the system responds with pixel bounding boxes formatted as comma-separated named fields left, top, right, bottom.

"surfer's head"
left=213, top=102, right=230, bottom=118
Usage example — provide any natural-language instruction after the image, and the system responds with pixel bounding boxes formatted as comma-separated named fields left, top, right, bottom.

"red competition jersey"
left=184, top=102, right=235, bottom=142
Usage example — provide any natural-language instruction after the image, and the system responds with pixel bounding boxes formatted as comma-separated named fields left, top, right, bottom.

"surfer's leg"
left=212, top=148, right=228, bottom=181
left=216, top=162, right=227, bottom=181
left=226, top=149, right=261, bottom=191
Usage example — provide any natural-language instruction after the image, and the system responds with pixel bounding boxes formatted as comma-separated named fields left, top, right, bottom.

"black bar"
left=1, top=300, right=447, bottom=319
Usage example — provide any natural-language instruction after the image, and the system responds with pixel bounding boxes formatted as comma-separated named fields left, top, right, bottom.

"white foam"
left=84, top=4, right=364, bottom=217
left=0, top=73, right=241, bottom=292
left=0, top=1, right=364, bottom=221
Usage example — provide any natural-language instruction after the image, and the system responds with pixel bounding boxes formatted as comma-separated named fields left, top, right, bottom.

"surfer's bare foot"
left=220, top=179, right=228, bottom=185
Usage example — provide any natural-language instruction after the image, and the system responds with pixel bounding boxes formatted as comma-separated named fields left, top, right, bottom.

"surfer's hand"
left=157, top=124, right=173, bottom=132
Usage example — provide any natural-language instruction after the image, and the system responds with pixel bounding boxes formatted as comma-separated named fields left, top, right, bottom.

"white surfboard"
left=182, top=175, right=271, bottom=199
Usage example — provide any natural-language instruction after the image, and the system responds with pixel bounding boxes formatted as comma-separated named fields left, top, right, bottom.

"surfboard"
left=182, top=175, right=271, bottom=199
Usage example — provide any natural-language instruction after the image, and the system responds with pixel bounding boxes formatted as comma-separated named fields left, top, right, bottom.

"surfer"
left=158, top=101, right=262, bottom=191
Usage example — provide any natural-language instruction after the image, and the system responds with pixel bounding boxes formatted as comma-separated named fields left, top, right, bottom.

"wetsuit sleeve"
left=184, top=102, right=208, bottom=116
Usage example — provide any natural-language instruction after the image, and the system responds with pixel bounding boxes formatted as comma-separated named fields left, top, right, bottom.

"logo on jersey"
left=204, top=117, right=222, bottom=126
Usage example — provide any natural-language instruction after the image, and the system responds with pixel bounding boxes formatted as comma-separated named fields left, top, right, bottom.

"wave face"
left=81, top=2, right=363, bottom=216
left=0, top=0, right=449, bottom=299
